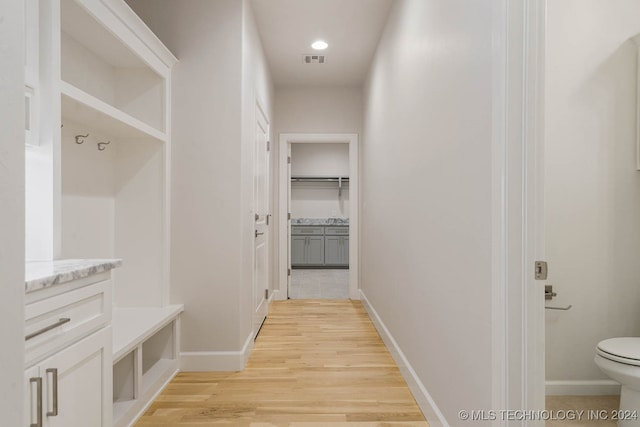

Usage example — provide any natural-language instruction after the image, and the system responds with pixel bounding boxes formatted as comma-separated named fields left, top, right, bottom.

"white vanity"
left=25, top=260, right=119, bottom=427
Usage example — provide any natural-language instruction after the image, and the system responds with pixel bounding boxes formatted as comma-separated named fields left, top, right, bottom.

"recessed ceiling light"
left=311, top=40, right=328, bottom=50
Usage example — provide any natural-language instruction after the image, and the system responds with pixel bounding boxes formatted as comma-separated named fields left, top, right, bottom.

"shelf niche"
left=60, top=0, right=165, bottom=134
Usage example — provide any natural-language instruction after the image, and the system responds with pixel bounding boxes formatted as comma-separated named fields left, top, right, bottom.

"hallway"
left=135, top=300, right=427, bottom=426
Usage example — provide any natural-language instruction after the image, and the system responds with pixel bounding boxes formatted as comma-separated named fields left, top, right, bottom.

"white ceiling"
left=251, top=0, right=394, bottom=87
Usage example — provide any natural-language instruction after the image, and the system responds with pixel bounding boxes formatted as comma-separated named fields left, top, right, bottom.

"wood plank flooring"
left=135, top=300, right=428, bottom=426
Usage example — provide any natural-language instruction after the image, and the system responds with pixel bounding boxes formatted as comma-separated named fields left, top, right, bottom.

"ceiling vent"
left=302, top=54, right=326, bottom=64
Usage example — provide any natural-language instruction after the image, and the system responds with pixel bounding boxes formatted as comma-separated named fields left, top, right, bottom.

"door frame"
left=495, top=0, right=546, bottom=422
left=277, top=133, right=359, bottom=300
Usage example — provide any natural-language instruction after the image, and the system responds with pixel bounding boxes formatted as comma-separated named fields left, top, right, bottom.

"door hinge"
left=287, top=212, right=291, bottom=220
left=266, top=140, right=270, bottom=151
left=288, top=268, right=291, bottom=276
left=265, top=289, right=269, bottom=299
left=535, top=261, right=548, bottom=280
left=287, top=156, right=291, bottom=164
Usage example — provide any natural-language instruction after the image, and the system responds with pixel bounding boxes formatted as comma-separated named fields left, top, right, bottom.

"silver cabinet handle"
left=46, top=368, right=58, bottom=416
left=30, top=377, right=42, bottom=427
left=25, top=318, right=71, bottom=341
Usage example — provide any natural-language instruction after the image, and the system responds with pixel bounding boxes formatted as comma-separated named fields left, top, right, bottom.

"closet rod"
left=290, top=177, right=350, bottom=182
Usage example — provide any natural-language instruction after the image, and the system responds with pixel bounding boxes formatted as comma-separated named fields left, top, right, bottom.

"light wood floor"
left=135, top=300, right=428, bottom=427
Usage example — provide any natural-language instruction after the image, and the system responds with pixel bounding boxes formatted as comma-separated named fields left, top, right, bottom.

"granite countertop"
left=292, top=218, right=349, bottom=226
left=25, top=259, right=122, bottom=293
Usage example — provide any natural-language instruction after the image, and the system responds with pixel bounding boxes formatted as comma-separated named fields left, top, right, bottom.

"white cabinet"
left=25, top=277, right=113, bottom=427
left=26, top=328, right=112, bottom=427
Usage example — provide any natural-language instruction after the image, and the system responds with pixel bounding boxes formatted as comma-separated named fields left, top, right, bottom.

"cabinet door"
left=307, top=236, right=325, bottom=266
left=41, top=327, right=112, bottom=427
left=291, top=236, right=307, bottom=266
left=324, top=236, right=341, bottom=266
left=341, top=236, right=350, bottom=266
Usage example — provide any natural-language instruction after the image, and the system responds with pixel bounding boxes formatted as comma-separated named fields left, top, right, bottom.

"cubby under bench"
left=112, top=305, right=183, bottom=427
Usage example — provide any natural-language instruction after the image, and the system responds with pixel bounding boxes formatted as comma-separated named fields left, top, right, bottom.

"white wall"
left=25, top=146, right=54, bottom=260
left=274, top=86, right=363, bottom=136
left=291, top=143, right=349, bottom=218
left=291, top=143, right=350, bottom=176
left=126, top=0, right=273, bottom=366
left=545, top=0, right=640, bottom=389
left=362, top=0, right=493, bottom=424
left=0, top=0, right=26, bottom=423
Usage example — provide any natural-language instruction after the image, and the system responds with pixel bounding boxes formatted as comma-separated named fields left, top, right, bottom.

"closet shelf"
left=291, top=176, right=349, bottom=196
left=61, top=81, right=167, bottom=142
left=291, top=176, right=349, bottom=183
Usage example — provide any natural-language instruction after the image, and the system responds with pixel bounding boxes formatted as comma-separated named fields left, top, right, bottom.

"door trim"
left=277, top=133, right=359, bottom=300
left=494, top=0, right=547, bottom=422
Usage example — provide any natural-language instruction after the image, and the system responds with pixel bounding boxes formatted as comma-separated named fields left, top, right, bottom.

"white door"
left=286, top=143, right=292, bottom=297
left=287, top=144, right=293, bottom=298
left=253, top=104, right=270, bottom=338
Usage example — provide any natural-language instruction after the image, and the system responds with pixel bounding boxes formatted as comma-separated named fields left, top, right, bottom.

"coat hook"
left=97, top=141, right=111, bottom=151
left=75, top=134, right=89, bottom=144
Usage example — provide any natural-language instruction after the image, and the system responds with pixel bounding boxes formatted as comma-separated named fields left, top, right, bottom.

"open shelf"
left=60, top=0, right=167, bottom=133
left=141, top=358, right=175, bottom=394
left=61, top=81, right=166, bottom=141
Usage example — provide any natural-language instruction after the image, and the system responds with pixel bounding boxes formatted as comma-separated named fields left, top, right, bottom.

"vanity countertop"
left=25, top=259, right=122, bottom=293
left=292, top=218, right=349, bottom=226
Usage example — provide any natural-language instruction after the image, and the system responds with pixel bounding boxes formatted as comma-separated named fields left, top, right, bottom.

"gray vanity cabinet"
left=291, top=227, right=325, bottom=266
left=291, top=236, right=307, bottom=266
left=324, top=227, right=349, bottom=266
left=292, top=225, right=349, bottom=267
left=324, top=236, right=348, bottom=266
left=307, top=236, right=325, bottom=265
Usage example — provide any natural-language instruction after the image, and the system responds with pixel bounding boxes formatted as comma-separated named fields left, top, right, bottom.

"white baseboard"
left=359, top=290, right=449, bottom=427
left=546, top=380, right=621, bottom=396
left=180, top=332, right=254, bottom=371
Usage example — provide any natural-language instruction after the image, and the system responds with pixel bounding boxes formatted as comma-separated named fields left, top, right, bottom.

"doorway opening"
left=278, top=133, right=359, bottom=300
left=289, top=143, right=350, bottom=299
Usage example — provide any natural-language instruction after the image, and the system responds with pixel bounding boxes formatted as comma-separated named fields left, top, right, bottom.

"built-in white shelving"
left=39, top=0, right=180, bottom=426
left=26, top=0, right=180, bottom=423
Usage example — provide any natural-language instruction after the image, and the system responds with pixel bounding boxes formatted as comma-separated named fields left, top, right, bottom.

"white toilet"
left=595, top=337, right=640, bottom=426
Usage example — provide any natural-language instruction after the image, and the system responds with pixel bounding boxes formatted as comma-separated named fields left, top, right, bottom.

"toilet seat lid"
left=597, top=338, right=640, bottom=366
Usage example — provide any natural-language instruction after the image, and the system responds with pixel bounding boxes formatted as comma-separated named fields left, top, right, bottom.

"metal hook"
left=97, top=141, right=111, bottom=151
left=75, top=134, right=89, bottom=144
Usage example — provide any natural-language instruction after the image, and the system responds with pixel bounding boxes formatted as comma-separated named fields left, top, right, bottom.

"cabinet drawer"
left=324, top=226, right=349, bottom=235
left=291, top=226, right=324, bottom=235
left=25, top=280, right=111, bottom=367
